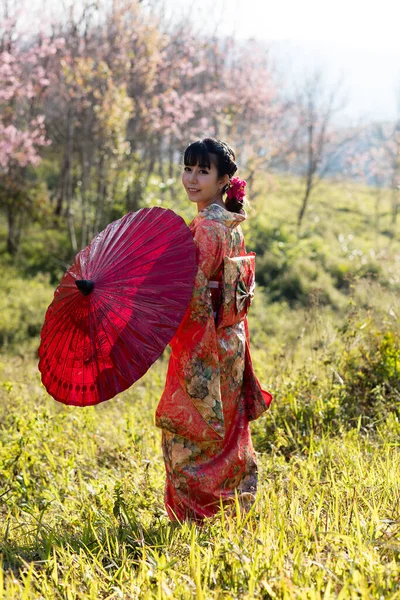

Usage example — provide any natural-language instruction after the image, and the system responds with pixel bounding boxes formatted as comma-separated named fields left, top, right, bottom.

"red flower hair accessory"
left=226, top=176, right=247, bottom=201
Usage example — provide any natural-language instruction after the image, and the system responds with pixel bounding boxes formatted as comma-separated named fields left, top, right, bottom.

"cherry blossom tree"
left=214, top=38, right=290, bottom=200
left=0, top=0, right=303, bottom=256
left=0, top=1, right=64, bottom=254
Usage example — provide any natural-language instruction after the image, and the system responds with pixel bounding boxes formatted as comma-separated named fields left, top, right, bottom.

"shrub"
left=0, top=267, right=53, bottom=349
left=337, top=325, right=400, bottom=425
left=16, top=225, right=72, bottom=284
left=252, top=308, right=400, bottom=457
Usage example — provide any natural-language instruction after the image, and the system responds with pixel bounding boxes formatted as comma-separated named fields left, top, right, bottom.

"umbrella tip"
left=75, top=279, right=94, bottom=295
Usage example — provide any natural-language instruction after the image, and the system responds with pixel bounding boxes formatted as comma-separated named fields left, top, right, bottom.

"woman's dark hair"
left=183, top=138, right=243, bottom=213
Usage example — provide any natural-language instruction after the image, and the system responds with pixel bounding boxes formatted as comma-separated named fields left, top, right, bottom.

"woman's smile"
left=182, top=160, right=228, bottom=211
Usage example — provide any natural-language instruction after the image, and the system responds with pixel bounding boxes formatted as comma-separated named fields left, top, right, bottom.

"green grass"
left=1, top=173, right=400, bottom=597
left=1, top=355, right=400, bottom=598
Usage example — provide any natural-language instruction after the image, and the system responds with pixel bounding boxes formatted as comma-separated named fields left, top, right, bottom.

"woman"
left=155, top=138, right=272, bottom=523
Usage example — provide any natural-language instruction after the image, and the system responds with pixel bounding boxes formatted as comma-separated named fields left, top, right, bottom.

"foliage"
left=14, top=225, right=72, bottom=284
left=246, top=219, right=382, bottom=309
left=0, top=267, right=53, bottom=349
left=1, top=352, right=400, bottom=597
left=1, top=165, right=400, bottom=594
left=337, top=317, right=400, bottom=424
left=248, top=303, right=400, bottom=463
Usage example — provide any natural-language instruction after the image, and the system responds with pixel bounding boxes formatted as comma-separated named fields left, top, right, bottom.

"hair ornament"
left=226, top=177, right=247, bottom=202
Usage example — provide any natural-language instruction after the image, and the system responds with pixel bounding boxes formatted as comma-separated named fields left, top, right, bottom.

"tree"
left=215, top=38, right=290, bottom=201
left=289, top=69, right=354, bottom=228
left=0, top=2, right=64, bottom=254
left=375, top=119, right=400, bottom=227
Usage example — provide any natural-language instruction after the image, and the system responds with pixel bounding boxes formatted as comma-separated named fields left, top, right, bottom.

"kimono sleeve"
left=193, top=221, right=226, bottom=280
left=174, top=220, right=226, bottom=331
left=155, top=221, right=227, bottom=441
left=243, top=317, right=273, bottom=420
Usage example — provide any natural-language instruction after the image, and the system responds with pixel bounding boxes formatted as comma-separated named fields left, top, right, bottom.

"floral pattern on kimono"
left=155, top=203, right=273, bottom=522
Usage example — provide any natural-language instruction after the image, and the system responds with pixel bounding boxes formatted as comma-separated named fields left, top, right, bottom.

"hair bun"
left=227, top=161, right=238, bottom=178
left=220, top=142, right=237, bottom=177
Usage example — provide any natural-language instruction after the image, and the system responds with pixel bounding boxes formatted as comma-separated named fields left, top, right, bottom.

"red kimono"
left=155, top=203, right=272, bottom=522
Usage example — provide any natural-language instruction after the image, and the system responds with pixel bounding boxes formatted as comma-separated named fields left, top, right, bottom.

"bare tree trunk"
left=145, top=148, right=157, bottom=189
left=94, top=154, right=106, bottom=234
left=6, top=205, right=18, bottom=256
left=298, top=119, right=315, bottom=228
left=298, top=177, right=313, bottom=229
left=65, top=170, right=77, bottom=253
left=126, top=183, right=140, bottom=213
left=168, top=137, right=174, bottom=180
left=67, top=212, right=78, bottom=253
left=391, top=124, right=400, bottom=226
left=56, top=107, right=74, bottom=217
left=80, top=115, right=91, bottom=249
left=374, top=176, right=382, bottom=235
left=293, top=70, right=347, bottom=229
left=157, top=138, right=165, bottom=180
left=6, top=201, right=25, bottom=256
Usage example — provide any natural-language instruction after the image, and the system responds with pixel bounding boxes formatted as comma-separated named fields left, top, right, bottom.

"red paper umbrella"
left=38, top=207, right=197, bottom=406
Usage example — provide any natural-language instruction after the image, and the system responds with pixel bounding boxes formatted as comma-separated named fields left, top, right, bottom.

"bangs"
left=183, top=141, right=213, bottom=169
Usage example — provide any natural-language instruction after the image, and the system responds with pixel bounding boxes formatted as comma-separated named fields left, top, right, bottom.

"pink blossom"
left=0, top=117, right=50, bottom=170
left=226, top=177, right=247, bottom=201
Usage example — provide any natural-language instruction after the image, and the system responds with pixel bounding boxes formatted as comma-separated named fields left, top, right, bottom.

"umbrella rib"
left=93, top=301, right=142, bottom=383
left=97, top=287, right=188, bottom=315
left=89, top=213, right=159, bottom=276
left=98, top=276, right=194, bottom=294
left=40, top=320, right=73, bottom=393
left=53, top=302, right=87, bottom=400
left=96, top=263, right=195, bottom=287
left=104, top=249, right=196, bottom=283
left=64, top=301, right=90, bottom=387
left=88, top=298, right=118, bottom=403
left=43, top=301, right=86, bottom=401
left=94, top=294, right=134, bottom=334
left=49, top=286, right=82, bottom=314
left=40, top=296, right=82, bottom=358
left=97, top=235, right=193, bottom=279
left=40, top=294, right=83, bottom=352
left=86, top=297, right=101, bottom=402
left=48, top=295, right=82, bottom=323
left=96, top=288, right=168, bottom=321
left=89, top=215, right=136, bottom=269
left=99, top=207, right=152, bottom=250
left=94, top=296, right=140, bottom=386
left=94, top=208, right=171, bottom=269
left=72, top=299, right=99, bottom=405
left=91, top=218, right=186, bottom=279
left=103, top=255, right=197, bottom=279
left=98, top=292, right=173, bottom=356
left=97, top=291, right=162, bottom=356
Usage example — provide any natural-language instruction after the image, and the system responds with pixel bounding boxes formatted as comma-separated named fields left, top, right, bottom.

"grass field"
left=1, top=355, right=400, bottom=598
left=1, top=175, right=400, bottom=598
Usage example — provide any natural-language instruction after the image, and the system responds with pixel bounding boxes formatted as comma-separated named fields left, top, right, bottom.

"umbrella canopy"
left=38, top=207, right=197, bottom=406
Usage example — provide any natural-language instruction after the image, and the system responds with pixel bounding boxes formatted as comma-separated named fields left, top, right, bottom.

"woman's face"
left=182, top=156, right=228, bottom=210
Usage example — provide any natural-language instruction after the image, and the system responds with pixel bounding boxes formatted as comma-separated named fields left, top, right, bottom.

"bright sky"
left=168, top=0, right=400, bottom=122
left=172, top=0, right=400, bottom=51
left=25, top=0, right=400, bottom=122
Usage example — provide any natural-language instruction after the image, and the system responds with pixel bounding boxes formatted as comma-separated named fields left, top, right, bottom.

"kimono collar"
left=194, top=203, right=247, bottom=230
